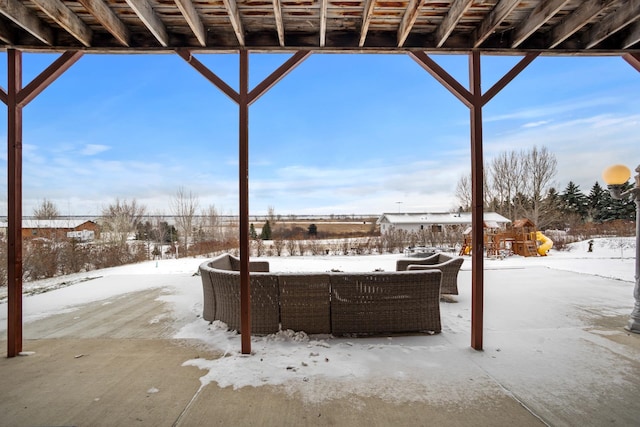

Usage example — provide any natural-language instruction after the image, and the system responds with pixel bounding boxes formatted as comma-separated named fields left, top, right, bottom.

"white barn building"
left=377, top=212, right=511, bottom=234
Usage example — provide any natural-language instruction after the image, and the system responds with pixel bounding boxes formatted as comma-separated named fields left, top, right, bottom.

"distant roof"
left=0, top=1, right=638, bottom=53
left=377, top=212, right=511, bottom=226
left=20, top=219, right=96, bottom=229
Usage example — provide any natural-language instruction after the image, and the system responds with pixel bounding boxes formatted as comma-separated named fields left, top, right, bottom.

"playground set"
left=460, top=218, right=553, bottom=258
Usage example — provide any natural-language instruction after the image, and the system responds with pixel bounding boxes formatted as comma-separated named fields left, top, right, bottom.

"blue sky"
left=0, top=52, right=638, bottom=217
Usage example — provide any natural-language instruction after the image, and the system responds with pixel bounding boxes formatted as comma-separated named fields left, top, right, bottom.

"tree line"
left=455, top=145, right=635, bottom=230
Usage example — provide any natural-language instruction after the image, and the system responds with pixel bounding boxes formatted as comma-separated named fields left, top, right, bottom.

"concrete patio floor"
left=1, top=266, right=639, bottom=426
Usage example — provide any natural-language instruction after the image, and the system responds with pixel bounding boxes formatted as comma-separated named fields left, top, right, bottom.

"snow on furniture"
left=396, top=253, right=464, bottom=295
left=199, top=253, right=443, bottom=336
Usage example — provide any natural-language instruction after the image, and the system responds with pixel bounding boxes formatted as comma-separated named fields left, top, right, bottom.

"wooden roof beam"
left=512, top=0, right=571, bottom=48
left=0, top=17, right=13, bottom=44
left=272, top=0, right=284, bottom=47
left=473, top=0, right=520, bottom=48
left=359, top=0, right=376, bottom=47
left=585, top=0, right=640, bottom=49
left=174, top=0, right=206, bottom=47
left=320, top=0, right=327, bottom=47
left=623, top=21, right=640, bottom=49
left=78, top=0, right=130, bottom=47
left=124, top=0, right=169, bottom=47
left=32, top=0, right=92, bottom=47
left=0, top=0, right=54, bottom=45
left=398, top=0, right=423, bottom=47
left=222, top=0, right=245, bottom=46
left=436, top=0, right=473, bottom=48
left=548, top=0, right=614, bottom=49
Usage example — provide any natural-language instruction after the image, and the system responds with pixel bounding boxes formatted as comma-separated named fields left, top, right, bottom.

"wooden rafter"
left=397, top=0, right=423, bottom=47
left=473, top=0, right=520, bottom=48
left=319, top=0, right=328, bottom=47
left=585, top=0, right=640, bottom=49
left=623, top=21, right=640, bottom=49
left=359, top=0, right=376, bottom=47
left=0, top=0, right=54, bottom=45
left=272, top=0, right=285, bottom=47
left=548, top=0, right=613, bottom=49
left=32, top=0, right=92, bottom=47
left=436, top=0, right=473, bottom=48
left=175, top=0, right=206, bottom=47
left=124, top=0, right=169, bottom=47
left=222, top=0, right=245, bottom=46
left=0, top=16, right=13, bottom=44
left=78, top=0, right=130, bottom=46
left=512, top=0, right=571, bottom=48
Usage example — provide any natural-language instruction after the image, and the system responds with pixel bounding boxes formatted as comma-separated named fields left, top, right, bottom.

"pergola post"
left=239, top=49, right=251, bottom=354
left=409, top=51, right=538, bottom=351
left=178, top=50, right=310, bottom=354
left=7, top=49, right=24, bottom=358
left=469, top=51, right=484, bottom=350
left=2, top=49, right=83, bottom=357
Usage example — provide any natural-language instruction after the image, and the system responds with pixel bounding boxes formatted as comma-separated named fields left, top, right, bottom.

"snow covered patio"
left=1, top=240, right=639, bottom=426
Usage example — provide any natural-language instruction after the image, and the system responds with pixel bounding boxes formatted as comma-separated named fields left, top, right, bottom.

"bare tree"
left=201, top=204, right=222, bottom=242
left=455, top=175, right=472, bottom=211
left=171, top=187, right=199, bottom=257
left=100, top=198, right=146, bottom=244
left=520, top=146, right=557, bottom=226
left=33, top=198, right=60, bottom=220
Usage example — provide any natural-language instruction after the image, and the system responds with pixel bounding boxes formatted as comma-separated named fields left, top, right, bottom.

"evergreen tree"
left=308, top=223, right=318, bottom=236
left=250, top=223, right=257, bottom=239
left=588, top=181, right=609, bottom=223
left=260, top=220, right=272, bottom=240
left=561, top=181, right=588, bottom=220
left=539, top=187, right=564, bottom=229
left=599, top=181, right=636, bottom=222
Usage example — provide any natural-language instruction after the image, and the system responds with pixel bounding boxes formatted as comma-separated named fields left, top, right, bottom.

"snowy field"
left=0, top=237, right=637, bottom=409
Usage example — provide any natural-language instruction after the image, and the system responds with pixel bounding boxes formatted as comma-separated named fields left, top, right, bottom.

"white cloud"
left=80, top=144, right=110, bottom=156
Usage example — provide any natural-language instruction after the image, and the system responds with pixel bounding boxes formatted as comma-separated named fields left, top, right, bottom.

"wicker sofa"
left=396, top=253, right=464, bottom=295
left=199, top=253, right=443, bottom=336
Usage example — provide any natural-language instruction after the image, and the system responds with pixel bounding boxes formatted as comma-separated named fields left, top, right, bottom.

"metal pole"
left=628, top=165, right=640, bottom=333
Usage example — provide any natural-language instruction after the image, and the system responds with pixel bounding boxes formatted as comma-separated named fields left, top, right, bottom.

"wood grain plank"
left=79, top=0, right=130, bottom=46
left=0, top=0, right=54, bottom=45
left=33, top=0, right=93, bottom=47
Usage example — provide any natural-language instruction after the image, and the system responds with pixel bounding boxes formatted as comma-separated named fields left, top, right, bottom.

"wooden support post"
left=239, top=50, right=251, bottom=355
left=469, top=51, right=484, bottom=351
left=3, top=49, right=82, bottom=358
left=7, top=49, right=23, bottom=358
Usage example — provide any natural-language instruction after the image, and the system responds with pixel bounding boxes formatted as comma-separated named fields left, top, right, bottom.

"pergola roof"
left=0, top=0, right=639, bottom=53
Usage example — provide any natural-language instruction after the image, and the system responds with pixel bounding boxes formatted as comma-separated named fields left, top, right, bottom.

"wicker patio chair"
left=329, top=270, right=442, bottom=335
left=397, top=253, right=464, bottom=295
left=278, top=273, right=331, bottom=334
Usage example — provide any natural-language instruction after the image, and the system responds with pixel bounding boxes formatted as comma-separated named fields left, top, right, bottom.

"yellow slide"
left=536, top=231, right=553, bottom=256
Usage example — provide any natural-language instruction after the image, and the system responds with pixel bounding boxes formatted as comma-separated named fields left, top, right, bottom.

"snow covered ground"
left=0, top=237, right=637, bottom=410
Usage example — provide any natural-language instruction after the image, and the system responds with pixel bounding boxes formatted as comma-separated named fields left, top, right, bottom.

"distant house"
left=377, top=212, right=511, bottom=234
left=20, top=219, right=100, bottom=241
